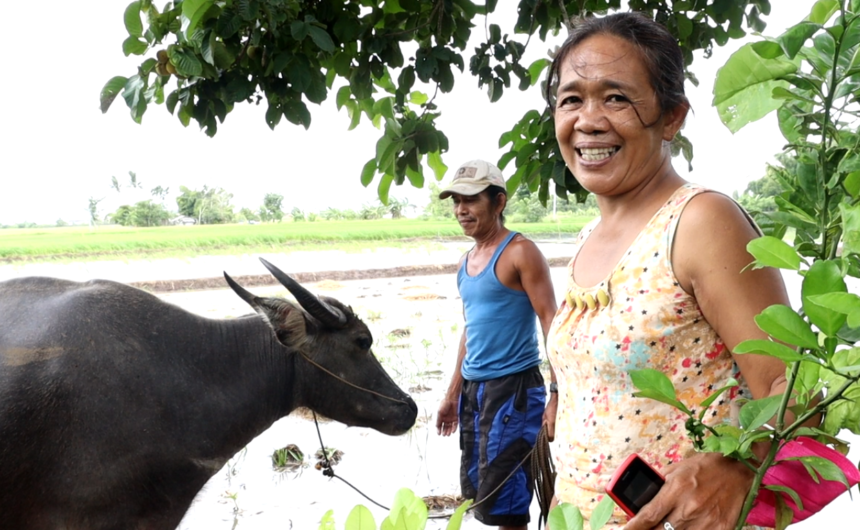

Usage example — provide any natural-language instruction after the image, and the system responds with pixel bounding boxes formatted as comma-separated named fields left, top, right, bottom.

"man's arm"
left=508, top=236, right=559, bottom=438
left=437, top=329, right=466, bottom=437
left=437, top=252, right=469, bottom=437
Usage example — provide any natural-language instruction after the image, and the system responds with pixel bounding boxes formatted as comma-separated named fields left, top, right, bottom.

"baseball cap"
left=438, top=159, right=507, bottom=199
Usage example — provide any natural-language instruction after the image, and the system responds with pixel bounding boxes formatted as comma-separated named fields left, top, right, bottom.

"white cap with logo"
left=438, top=159, right=507, bottom=199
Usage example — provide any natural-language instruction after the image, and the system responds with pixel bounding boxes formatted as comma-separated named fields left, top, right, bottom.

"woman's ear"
left=662, top=102, right=690, bottom=142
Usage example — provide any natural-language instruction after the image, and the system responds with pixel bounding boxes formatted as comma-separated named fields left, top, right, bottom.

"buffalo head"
left=224, top=259, right=418, bottom=435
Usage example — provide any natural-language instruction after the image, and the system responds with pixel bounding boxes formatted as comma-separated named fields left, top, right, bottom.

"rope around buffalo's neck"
left=310, top=412, right=555, bottom=522
left=296, top=349, right=410, bottom=404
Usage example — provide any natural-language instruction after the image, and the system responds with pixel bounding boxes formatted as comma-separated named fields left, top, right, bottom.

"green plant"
left=103, top=1, right=768, bottom=203
left=271, top=443, right=304, bottom=470
left=318, top=488, right=472, bottom=530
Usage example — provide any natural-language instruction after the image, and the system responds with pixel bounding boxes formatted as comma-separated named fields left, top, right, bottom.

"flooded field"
left=2, top=245, right=856, bottom=529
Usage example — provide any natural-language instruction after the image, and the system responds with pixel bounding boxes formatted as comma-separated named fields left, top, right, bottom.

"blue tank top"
left=458, top=231, right=541, bottom=381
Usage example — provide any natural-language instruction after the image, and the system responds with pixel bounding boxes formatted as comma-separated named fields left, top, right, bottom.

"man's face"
left=450, top=190, right=503, bottom=238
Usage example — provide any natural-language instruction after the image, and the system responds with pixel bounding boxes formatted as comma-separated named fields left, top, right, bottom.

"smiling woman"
left=543, top=13, right=797, bottom=530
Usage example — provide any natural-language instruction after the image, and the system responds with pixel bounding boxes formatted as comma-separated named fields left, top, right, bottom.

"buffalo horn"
left=223, top=272, right=260, bottom=307
left=259, top=258, right=348, bottom=329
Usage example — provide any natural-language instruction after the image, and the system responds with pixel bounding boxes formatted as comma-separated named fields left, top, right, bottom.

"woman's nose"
left=575, top=101, right=607, bottom=135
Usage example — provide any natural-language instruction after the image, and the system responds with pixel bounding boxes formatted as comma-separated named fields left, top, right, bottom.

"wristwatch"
left=549, top=382, right=558, bottom=393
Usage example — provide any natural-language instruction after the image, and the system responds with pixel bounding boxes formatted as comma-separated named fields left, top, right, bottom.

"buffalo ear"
left=224, top=272, right=312, bottom=349
left=252, top=297, right=313, bottom=350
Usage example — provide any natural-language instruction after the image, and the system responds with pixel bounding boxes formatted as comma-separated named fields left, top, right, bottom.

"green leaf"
left=713, top=43, right=797, bottom=132
left=802, top=260, right=848, bottom=336
left=168, top=47, right=203, bottom=77
left=747, top=236, right=801, bottom=270
left=183, top=0, right=216, bottom=37
left=714, top=44, right=797, bottom=106
left=377, top=174, right=394, bottom=206
left=527, top=58, right=549, bottom=86
left=763, top=484, right=805, bottom=512
left=840, top=202, right=860, bottom=256
left=445, top=499, right=472, bottom=530
left=752, top=40, right=785, bottom=59
left=789, top=455, right=851, bottom=488
left=807, top=292, right=860, bottom=315
left=698, top=379, right=740, bottom=417
left=808, top=0, right=839, bottom=24
left=778, top=22, right=822, bottom=59
left=733, top=339, right=805, bottom=363
left=100, top=76, right=129, bottom=113
left=548, top=503, right=584, bottom=530
left=755, top=305, right=819, bottom=349
left=839, top=155, right=860, bottom=175
left=318, top=509, right=336, bottom=530
left=717, top=79, right=789, bottom=133
left=284, top=100, right=311, bottom=129
left=739, top=394, right=782, bottom=430
left=336, top=86, right=351, bottom=110
left=265, top=102, right=281, bottom=130
left=360, top=159, right=376, bottom=187
left=843, top=171, right=860, bottom=198
left=291, top=20, right=308, bottom=41
left=630, top=369, right=690, bottom=413
left=123, top=36, right=148, bottom=56
left=308, top=26, right=335, bottom=53
left=774, top=491, right=793, bottom=530
left=428, top=151, right=447, bottom=182
left=590, top=495, right=616, bottom=530
left=676, top=13, right=693, bottom=39
left=124, top=2, right=143, bottom=37
left=409, top=91, right=428, bottom=105
left=344, top=504, right=376, bottom=530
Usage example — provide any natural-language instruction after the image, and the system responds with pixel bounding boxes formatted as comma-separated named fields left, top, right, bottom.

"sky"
left=0, top=2, right=811, bottom=226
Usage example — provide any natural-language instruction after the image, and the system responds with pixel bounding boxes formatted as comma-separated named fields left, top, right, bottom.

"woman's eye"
left=559, top=95, right=581, bottom=107
left=607, top=94, right=628, bottom=103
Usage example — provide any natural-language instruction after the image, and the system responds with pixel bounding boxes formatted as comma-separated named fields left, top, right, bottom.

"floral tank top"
left=547, top=184, right=759, bottom=528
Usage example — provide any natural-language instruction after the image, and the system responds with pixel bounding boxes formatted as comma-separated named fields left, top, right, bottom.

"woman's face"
left=554, top=33, right=685, bottom=197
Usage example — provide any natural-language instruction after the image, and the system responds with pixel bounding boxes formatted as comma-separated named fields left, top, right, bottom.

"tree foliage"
left=103, top=0, right=771, bottom=203
left=176, top=185, right=236, bottom=224
left=260, top=192, right=285, bottom=222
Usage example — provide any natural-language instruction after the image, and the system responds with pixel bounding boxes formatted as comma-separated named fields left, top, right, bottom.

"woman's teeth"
left=579, top=147, right=616, bottom=161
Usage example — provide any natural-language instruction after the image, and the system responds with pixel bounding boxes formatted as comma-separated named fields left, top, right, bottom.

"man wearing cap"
left=436, top=159, right=557, bottom=530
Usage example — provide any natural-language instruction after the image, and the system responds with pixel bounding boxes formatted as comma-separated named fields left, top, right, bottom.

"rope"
left=297, top=350, right=410, bottom=404
left=310, top=412, right=556, bottom=523
left=532, top=425, right=557, bottom=529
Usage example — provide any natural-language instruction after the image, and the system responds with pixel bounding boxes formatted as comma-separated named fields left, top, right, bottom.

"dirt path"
left=129, top=256, right=573, bottom=292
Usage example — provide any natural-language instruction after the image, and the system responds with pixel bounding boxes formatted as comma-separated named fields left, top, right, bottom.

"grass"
left=0, top=216, right=592, bottom=261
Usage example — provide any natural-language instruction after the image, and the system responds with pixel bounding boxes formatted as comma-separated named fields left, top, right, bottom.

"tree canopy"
left=102, top=0, right=771, bottom=203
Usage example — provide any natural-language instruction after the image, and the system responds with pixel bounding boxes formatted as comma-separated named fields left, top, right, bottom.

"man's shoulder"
left=506, top=232, right=544, bottom=255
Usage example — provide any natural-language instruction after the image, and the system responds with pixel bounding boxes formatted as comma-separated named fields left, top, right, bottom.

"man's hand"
left=623, top=452, right=754, bottom=530
left=436, top=397, right=459, bottom=436
left=543, top=392, right=558, bottom=441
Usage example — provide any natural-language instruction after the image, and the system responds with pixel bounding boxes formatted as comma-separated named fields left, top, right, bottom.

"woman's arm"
left=624, top=192, right=793, bottom=530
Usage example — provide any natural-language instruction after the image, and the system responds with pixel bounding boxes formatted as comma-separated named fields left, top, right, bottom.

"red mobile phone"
left=605, top=453, right=666, bottom=518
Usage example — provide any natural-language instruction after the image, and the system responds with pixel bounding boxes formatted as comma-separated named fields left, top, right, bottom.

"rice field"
left=0, top=217, right=592, bottom=261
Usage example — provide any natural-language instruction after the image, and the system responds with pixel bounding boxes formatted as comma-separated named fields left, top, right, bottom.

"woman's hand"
left=623, top=452, right=754, bottom=530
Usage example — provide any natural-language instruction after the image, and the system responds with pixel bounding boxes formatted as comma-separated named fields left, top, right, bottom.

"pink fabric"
left=747, top=437, right=860, bottom=526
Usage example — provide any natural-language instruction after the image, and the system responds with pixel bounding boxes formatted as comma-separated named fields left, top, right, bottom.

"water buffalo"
left=0, top=259, right=417, bottom=529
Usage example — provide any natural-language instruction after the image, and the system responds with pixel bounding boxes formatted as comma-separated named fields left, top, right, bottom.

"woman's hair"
left=544, top=12, right=689, bottom=117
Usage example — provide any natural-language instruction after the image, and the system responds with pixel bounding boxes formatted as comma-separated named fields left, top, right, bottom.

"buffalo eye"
left=356, top=336, right=372, bottom=351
